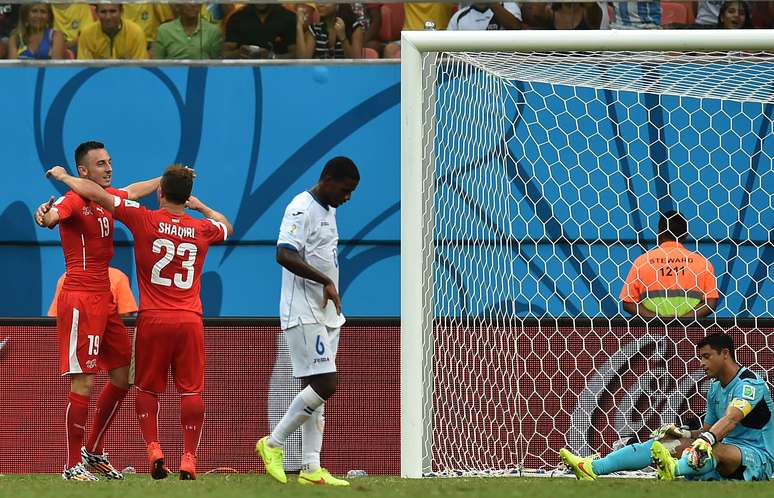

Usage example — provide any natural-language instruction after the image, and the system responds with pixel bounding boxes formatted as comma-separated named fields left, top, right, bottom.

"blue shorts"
left=686, top=443, right=773, bottom=481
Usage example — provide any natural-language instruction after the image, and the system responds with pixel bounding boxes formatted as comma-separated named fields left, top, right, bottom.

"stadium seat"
left=379, top=3, right=404, bottom=43
left=661, top=2, right=691, bottom=25
left=362, top=47, right=379, bottom=59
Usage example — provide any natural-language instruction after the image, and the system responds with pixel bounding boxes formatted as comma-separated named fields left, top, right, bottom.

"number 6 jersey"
left=112, top=196, right=228, bottom=315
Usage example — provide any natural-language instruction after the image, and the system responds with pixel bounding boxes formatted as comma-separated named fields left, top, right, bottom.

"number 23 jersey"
left=113, top=196, right=228, bottom=314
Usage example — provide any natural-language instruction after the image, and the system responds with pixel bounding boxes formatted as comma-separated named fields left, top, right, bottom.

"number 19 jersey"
left=112, top=196, right=228, bottom=315
left=53, top=188, right=128, bottom=292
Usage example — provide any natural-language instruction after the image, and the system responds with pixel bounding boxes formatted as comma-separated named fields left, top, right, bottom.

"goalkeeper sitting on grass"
left=560, top=333, right=774, bottom=481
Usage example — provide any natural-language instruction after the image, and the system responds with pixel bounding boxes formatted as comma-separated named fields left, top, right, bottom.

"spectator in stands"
left=548, top=3, right=602, bottom=29
left=611, top=1, right=661, bottom=29
left=0, top=3, right=20, bottom=59
left=7, top=3, right=65, bottom=59
left=123, top=2, right=175, bottom=52
left=204, top=2, right=239, bottom=29
left=620, top=211, right=718, bottom=319
left=52, top=3, right=95, bottom=55
left=693, top=0, right=723, bottom=27
left=296, top=3, right=364, bottom=59
left=384, top=2, right=456, bottom=59
left=447, top=3, right=523, bottom=30
left=154, top=3, right=221, bottom=59
left=751, top=1, right=773, bottom=28
left=77, top=3, right=147, bottom=60
left=522, top=2, right=608, bottom=29
left=717, top=0, right=752, bottom=28
left=403, top=2, right=456, bottom=30
left=49, top=267, right=138, bottom=318
left=361, top=3, right=384, bottom=56
left=223, top=4, right=296, bottom=59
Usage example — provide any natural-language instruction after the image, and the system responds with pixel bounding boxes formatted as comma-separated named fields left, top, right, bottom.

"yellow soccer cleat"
left=255, top=436, right=287, bottom=484
left=298, top=468, right=351, bottom=486
left=559, top=448, right=597, bottom=480
left=651, top=441, right=678, bottom=480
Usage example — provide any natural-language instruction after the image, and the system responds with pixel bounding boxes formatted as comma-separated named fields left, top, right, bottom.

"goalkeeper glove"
left=684, top=432, right=716, bottom=470
left=650, top=423, right=691, bottom=441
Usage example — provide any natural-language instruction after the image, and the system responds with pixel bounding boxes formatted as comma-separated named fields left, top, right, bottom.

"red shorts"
left=57, top=289, right=131, bottom=375
left=133, top=311, right=204, bottom=394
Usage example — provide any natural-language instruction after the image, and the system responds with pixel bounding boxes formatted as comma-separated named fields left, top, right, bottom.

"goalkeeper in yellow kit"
left=560, top=333, right=774, bottom=481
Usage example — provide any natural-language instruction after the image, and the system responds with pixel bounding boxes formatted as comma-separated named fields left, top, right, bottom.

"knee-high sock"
left=85, top=383, right=128, bottom=453
left=301, top=405, right=325, bottom=472
left=676, top=451, right=716, bottom=477
left=591, top=440, right=656, bottom=476
left=181, top=393, right=205, bottom=456
left=66, top=392, right=90, bottom=468
left=268, top=386, right=324, bottom=448
left=135, top=389, right=160, bottom=445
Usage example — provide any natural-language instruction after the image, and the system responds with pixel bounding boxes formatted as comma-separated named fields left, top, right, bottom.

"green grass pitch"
left=0, top=474, right=769, bottom=498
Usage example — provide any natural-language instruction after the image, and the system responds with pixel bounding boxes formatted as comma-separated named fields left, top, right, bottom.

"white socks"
left=301, top=405, right=324, bottom=472
left=268, top=386, right=324, bottom=448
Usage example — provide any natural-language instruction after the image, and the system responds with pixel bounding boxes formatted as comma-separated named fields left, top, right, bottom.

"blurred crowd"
left=0, top=2, right=771, bottom=60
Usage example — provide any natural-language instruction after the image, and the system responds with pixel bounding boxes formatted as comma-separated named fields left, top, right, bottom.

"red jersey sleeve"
left=106, top=187, right=129, bottom=201
left=113, top=196, right=149, bottom=232
left=199, top=218, right=229, bottom=245
left=51, top=191, right=84, bottom=221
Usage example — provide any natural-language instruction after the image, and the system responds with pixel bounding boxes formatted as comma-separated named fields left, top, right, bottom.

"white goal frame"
left=400, top=29, right=774, bottom=479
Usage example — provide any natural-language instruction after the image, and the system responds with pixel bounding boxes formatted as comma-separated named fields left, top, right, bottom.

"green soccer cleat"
left=298, top=468, right=350, bottom=486
left=559, top=448, right=597, bottom=480
left=255, top=436, right=287, bottom=484
left=651, top=441, right=678, bottom=480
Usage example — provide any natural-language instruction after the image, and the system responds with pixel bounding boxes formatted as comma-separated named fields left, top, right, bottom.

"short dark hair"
left=74, top=141, right=105, bottom=166
left=160, top=164, right=194, bottom=205
left=697, top=333, right=735, bottom=361
left=95, top=3, right=123, bottom=13
left=658, top=210, right=688, bottom=242
left=320, top=156, right=360, bottom=182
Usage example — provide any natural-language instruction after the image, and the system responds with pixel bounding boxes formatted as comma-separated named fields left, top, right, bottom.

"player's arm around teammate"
left=45, top=166, right=116, bottom=212
left=35, top=165, right=160, bottom=228
left=44, top=165, right=172, bottom=216
left=34, top=143, right=158, bottom=481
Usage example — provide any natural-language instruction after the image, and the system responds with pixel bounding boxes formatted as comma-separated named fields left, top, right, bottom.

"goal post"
left=401, top=30, right=774, bottom=478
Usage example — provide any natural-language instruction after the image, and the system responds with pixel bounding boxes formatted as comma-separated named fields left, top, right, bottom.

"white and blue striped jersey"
left=277, top=191, right=345, bottom=330
left=612, top=1, right=661, bottom=28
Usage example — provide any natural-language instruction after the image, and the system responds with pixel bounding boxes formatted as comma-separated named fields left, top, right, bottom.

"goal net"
left=400, top=31, right=774, bottom=477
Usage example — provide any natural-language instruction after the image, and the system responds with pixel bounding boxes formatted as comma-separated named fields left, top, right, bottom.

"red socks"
left=180, top=394, right=205, bottom=456
left=135, top=389, right=160, bottom=445
left=66, top=392, right=89, bottom=468
left=85, top=383, right=128, bottom=454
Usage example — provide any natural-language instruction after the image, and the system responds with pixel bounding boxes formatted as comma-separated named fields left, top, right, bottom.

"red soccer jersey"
left=52, top=187, right=128, bottom=292
left=113, top=196, right=228, bottom=315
